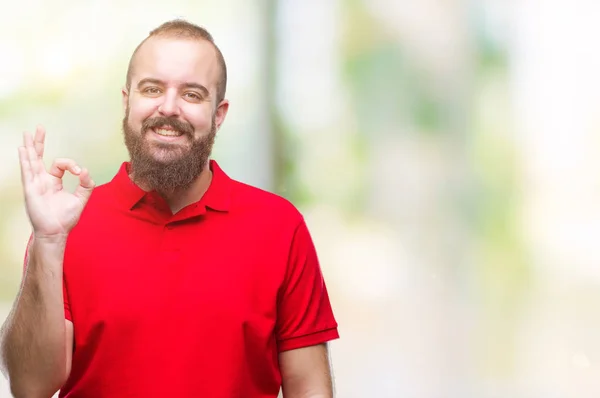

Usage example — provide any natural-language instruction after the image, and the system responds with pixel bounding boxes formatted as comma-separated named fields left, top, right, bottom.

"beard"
left=122, top=109, right=216, bottom=194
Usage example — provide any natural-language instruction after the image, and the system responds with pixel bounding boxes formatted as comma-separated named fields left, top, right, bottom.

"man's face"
left=122, top=37, right=228, bottom=192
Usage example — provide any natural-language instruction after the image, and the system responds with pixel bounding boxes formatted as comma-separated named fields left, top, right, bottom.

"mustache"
left=142, top=117, right=194, bottom=136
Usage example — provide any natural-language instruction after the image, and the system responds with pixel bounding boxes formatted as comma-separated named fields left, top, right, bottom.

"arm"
left=280, top=344, right=334, bottom=398
left=0, top=236, right=74, bottom=398
left=1, top=127, right=94, bottom=397
left=276, top=219, right=339, bottom=398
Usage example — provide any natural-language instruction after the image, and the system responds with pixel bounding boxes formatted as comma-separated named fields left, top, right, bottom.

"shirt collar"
left=200, top=160, right=232, bottom=212
left=111, top=162, right=145, bottom=210
left=111, top=159, right=232, bottom=212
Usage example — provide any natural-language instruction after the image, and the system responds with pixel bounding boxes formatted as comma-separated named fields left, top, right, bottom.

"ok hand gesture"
left=18, top=126, right=95, bottom=239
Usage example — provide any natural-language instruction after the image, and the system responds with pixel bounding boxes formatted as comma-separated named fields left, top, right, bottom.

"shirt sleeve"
left=275, top=218, right=339, bottom=352
left=22, top=234, right=72, bottom=321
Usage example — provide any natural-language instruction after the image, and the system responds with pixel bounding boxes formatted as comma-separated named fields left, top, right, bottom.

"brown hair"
left=125, top=19, right=227, bottom=103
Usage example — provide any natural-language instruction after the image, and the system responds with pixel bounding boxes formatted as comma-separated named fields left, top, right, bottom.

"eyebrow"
left=137, top=78, right=210, bottom=98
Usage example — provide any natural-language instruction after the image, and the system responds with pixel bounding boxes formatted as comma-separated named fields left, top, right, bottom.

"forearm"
left=0, top=236, right=69, bottom=397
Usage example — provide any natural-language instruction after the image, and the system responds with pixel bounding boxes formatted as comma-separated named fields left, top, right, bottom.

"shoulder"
left=89, top=179, right=115, bottom=200
left=227, top=178, right=305, bottom=226
left=71, top=177, right=126, bottom=232
left=80, top=180, right=119, bottom=211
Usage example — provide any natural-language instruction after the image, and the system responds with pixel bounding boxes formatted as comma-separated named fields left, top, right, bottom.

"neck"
left=132, top=161, right=213, bottom=214
left=163, top=164, right=213, bottom=214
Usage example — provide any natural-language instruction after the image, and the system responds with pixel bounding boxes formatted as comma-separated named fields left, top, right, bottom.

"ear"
left=214, top=99, right=230, bottom=130
left=121, top=87, right=130, bottom=114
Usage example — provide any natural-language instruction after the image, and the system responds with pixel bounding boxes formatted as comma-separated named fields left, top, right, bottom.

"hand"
left=18, top=126, right=95, bottom=238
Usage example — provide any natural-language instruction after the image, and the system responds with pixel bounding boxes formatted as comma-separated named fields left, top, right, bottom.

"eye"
left=184, top=92, right=202, bottom=101
left=143, top=87, right=162, bottom=95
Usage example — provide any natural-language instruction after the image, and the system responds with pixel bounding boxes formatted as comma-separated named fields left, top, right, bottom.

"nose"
left=157, top=90, right=181, bottom=117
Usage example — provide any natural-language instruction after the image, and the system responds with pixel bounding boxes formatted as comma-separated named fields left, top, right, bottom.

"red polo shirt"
left=43, top=160, right=338, bottom=397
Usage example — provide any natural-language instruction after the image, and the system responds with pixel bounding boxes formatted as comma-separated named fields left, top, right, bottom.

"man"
left=0, top=19, right=339, bottom=398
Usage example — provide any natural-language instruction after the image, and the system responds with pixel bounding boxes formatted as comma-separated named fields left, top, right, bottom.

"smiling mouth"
left=151, top=127, right=184, bottom=137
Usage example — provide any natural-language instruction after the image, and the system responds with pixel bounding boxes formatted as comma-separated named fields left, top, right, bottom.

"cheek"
left=129, top=98, right=159, bottom=125
left=181, top=105, right=213, bottom=132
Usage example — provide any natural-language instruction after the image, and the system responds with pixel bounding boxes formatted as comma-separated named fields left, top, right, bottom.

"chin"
left=148, top=151, right=185, bottom=164
left=147, top=140, right=189, bottom=154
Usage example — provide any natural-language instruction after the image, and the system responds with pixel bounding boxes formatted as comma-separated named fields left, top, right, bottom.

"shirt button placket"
left=162, top=223, right=180, bottom=265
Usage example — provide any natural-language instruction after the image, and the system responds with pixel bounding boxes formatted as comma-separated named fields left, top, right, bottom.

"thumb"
left=74, top=168, right=95, bottom=203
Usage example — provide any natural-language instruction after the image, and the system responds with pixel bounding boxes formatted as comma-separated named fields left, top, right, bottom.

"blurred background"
left=1, top=0, right=599, bottom=396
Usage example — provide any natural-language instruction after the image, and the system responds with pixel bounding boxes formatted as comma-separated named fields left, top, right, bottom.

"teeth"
left=154, top=128, right=182, bottom=137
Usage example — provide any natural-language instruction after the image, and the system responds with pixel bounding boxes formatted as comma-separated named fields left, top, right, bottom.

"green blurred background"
left=2, top=0, right=600, bottom=396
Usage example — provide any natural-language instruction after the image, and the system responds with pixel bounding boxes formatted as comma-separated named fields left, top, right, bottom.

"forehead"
left=131, top=37, right=219, bottom=91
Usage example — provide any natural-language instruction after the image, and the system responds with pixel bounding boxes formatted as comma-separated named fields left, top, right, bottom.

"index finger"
left=34, top=125, right=46, bottom=159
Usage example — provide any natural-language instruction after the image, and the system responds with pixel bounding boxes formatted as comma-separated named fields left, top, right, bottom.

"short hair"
left=125, top=19, right=227, bottom=104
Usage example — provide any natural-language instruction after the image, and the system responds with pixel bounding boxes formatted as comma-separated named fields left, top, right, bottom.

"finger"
left=34, top=125, right=46, bottom=159
left=23, top=132, right=43, bottom=176
left=74, top=168, right=95, bottom=202
left=48, top=158, right=81, bottom=179
left=18, top=146, right=33, bottom=183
